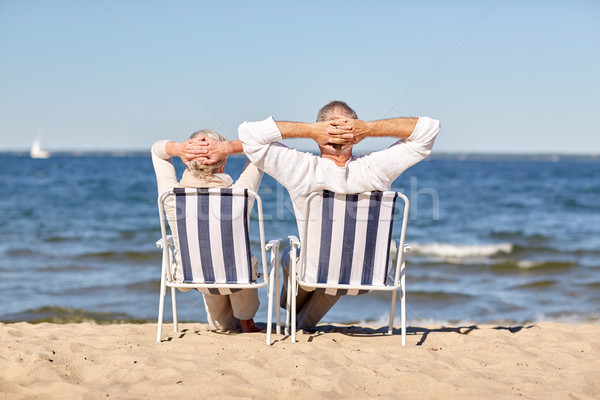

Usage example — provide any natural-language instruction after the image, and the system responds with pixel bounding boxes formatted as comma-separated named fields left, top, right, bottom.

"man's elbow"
left=425, top=118, right=441, bottom=146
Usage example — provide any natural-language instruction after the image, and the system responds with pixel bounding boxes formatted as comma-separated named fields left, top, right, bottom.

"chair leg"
left=266, top=267, right=275, bottom=345
left=401, top=277, right=406, bottom=347
left=388, top=290, right=397, bottom=336
left=285, top=272, right=291, bottom=337
left=275, top=260, right=281, bottom=335
left=291, top=278, right=297, bottom=343
left=399, top=257, right=406, bottom=346
left=157, top=280, right=166, bottom=343
left=171, top=287, right=178, bottom=333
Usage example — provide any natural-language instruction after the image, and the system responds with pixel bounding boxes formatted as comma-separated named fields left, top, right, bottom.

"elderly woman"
left=151, top=130, right=262, bottom=332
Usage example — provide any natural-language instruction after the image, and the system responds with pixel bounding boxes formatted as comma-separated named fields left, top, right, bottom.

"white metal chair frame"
left=286, top=190, right=410, bottom=345
left=156, top=188, right=282, bottom=345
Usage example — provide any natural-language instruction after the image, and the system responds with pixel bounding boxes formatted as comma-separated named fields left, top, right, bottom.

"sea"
left=1, top=153, right=599, bottom=327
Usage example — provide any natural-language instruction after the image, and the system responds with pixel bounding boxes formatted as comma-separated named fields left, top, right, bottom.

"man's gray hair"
left=316, top=100, right=358, bottom=122
left=188, top=129, right=227, bottom=178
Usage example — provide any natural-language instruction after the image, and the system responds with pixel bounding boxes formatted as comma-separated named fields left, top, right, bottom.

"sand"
left=1, top=321, right=599, bottom=399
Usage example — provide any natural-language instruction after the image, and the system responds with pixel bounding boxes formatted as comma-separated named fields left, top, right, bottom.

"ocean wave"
left=6, top=248, right=37, bottom=257
left=410, top=242, right=513, bottom=258
left=511, top=280, right=557, bottom=290
left=0, top=306, right=151, bottom=324
left=491, top=260, right=576, bottom=272
left=43, top=235, right=81, bottom=243
left=38, top=264, right=95, bottom=272
left=367, top=312, right=599, bottom=327
left=490, top=230, right=550, bottom=241
left=78, top=250, right=160, bottom=262
left=532, top=312, right=600, bottom=324
left=407, top=290, right=473, bottom=302
left=53, top=280, right=159, bottom=297
left=124, top=280, right=160, bottom=292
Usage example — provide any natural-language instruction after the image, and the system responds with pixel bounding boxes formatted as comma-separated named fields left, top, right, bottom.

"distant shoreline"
left=2, top=151, right=599, bottom=162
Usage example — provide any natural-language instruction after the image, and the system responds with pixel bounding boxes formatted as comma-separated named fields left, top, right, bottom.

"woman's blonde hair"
left=188, top=129, right=227, bottom=178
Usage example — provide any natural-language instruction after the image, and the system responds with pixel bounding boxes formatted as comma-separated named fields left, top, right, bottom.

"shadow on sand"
left=162, top=323, right=537, bottom=345
left=301, top=323, right=537, bottom=345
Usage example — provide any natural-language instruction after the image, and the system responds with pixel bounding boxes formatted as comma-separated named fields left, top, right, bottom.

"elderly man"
left=196, top=100, right=440, bottom=330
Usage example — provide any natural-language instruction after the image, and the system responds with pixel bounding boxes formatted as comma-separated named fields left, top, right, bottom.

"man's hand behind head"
left=328, top=114, right=370, bottom=145
left=311, top=119, right=354, bottom=148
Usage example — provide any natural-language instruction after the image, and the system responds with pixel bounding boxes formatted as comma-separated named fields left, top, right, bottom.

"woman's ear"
left=219, top=159, right=226, bottom=173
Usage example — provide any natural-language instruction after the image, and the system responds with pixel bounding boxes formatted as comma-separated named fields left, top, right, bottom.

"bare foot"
left=240, top=318, right=260, bottom=333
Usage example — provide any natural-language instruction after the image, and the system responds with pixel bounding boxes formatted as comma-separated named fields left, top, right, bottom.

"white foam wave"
left=365, top=315, right=477, bottom=328
left=410, top=242, right=513, bottom=258
left=364, top=313, right=599, bottom=328
left=516, top=260, right=542, bottom=269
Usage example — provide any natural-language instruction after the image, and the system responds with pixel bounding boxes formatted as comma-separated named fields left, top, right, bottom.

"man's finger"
left=328, top=137, right=353, bottom=145
left=327, top=126, right=352, bottom=134
left=328, top=133, right=354, bottom=140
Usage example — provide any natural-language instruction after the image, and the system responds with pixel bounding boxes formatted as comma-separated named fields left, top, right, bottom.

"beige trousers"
left=279, top=246, right=341, bottom=330
left=201, top=255, right=260, bottom=331
left=202, top=289, right=260, bottom=331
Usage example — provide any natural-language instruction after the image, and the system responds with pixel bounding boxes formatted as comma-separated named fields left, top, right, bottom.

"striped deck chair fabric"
left=156, top=187, right=282, bottom=345
left=300, top=190, right=398, bottom=295
left=288, top=189, right=410, bottom=344
left=173, top=187, right=254, bottom=294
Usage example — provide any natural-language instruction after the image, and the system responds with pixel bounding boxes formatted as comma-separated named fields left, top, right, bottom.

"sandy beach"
left=1, top=321, right=598, bottom=399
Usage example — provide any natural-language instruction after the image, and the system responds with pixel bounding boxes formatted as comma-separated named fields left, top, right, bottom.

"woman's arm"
left=152, top=137, right=217, bottom=194
left=232, top=160, right=263, bottom=192
left=151, top=140, right=179, bottom=195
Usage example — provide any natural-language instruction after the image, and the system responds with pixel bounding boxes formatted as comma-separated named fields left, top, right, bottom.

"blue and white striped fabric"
left=173, top=188, right=253, bottom=294
left=302, top=190, right=397, bottom=295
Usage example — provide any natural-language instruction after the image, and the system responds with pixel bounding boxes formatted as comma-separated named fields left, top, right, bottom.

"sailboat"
left=30, top=135, right=51, bottom=159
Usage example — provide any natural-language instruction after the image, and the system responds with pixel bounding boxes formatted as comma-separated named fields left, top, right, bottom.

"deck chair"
left=286, top=190, right=410, bottom=345
left=155, top=187, right=282, bottom=345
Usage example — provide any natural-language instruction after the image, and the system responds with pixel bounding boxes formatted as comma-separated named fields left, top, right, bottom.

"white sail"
left=30, top=136, right=50, bottom=159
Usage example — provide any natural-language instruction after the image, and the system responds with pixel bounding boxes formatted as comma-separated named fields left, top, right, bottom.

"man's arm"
left=277, top=116, right=419, bottom=146
left=202, top=120, right=354, bottom=165
left=356, top=116, right=441, bottom=188
left=238, top=117, right=325, bottom=197
left=327, top=115, right=419, bottom=144
left=275, top=120, right=354, bottom=147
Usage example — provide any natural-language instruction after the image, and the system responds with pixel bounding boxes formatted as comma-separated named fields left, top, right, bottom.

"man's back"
left=238, top=115, right=440, bottom=224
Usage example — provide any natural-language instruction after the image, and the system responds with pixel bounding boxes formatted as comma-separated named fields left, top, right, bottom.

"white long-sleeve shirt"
left=239, top=115, right=439, bottom=208
left=238, top=116, right=440, bottom=279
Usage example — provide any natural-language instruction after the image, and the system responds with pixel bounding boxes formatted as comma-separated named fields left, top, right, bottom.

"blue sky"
left=1, top=0, right=599, bottom=153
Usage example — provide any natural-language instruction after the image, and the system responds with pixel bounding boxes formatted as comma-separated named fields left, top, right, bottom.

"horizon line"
left=2, top=150, right=599, bottom=161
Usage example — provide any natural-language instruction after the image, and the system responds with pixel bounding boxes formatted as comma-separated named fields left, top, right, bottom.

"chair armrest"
left=266, top=239, right=282, bottom=273
left=156, top=235, right=174, bottom=249
left=265, top=239, right=282, bottom=277
left=266, top=238, right=282, bottom=252
left=395, top=239, right=411, bottom=254
left=288, top=235, right=300, bottom=248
